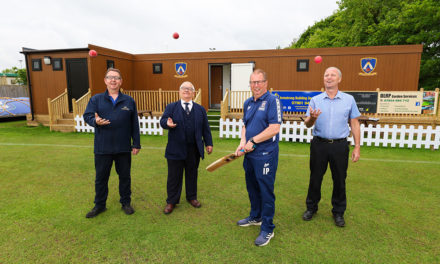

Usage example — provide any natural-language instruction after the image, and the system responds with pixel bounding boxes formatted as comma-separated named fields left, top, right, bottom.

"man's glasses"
left=105, top=76, right=122, bottom=80
left=249, top=80, right=266, bottom=86
left=180, top=87, right=194, bottom=92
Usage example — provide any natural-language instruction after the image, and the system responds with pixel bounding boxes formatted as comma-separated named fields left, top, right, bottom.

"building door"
left=210, top=65, right=223, bottom=109
left=66, top=58, right=89, bottom=112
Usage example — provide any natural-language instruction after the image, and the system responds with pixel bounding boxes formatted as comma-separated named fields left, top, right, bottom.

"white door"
left=230, top=63, right=254, bottom=108
left=231, top=63, right=254, bottom=91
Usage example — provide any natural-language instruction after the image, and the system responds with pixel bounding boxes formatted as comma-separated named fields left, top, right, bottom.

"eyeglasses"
left=180, top=87, right=194, bottom=92
left=105, top=76, right=122, bottom=80
left=249, top=80, right=266, bottom=86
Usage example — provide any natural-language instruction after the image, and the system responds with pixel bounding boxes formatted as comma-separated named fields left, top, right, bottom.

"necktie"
left=184, top=102, right=190, bottom=115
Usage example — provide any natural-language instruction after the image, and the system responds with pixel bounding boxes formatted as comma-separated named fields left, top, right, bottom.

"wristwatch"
left=249, top=137, right=257, bottom=145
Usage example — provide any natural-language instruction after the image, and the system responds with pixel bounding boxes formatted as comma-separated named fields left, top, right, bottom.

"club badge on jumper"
left=259, top=101, right=267, bottom=111
left=121, top=106, right=130, bottom=111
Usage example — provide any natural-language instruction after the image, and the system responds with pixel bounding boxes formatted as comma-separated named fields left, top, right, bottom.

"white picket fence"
left=74, top=115, right=163, bottom=135
left=219, top=118, right=440, bottom=150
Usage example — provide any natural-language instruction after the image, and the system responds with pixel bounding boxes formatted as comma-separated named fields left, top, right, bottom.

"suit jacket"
left=160, top=101, right=213, bottom=160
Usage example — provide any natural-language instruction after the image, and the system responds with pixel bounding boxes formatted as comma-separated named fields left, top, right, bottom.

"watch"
left=249, top=137, right=257, bottom=145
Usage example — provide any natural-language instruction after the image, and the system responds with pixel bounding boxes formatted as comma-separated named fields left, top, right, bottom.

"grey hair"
left=325, top=67, right=342, bottom=78
left=179, top=81, right=195, bottom=91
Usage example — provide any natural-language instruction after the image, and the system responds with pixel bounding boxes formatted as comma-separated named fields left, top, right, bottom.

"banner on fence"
left=422, top=91, right=438, bottom=114
left=0, top=97, right=30, bottom=117
left=377, top=91, right=423, bottom=114
left=272, top=91, right=321, bottom=112
left=346, top=92, right=378, bottom=113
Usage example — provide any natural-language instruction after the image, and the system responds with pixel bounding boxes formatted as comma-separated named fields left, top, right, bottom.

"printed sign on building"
left=272, top=91, right=321, bottom=112
left=174, top=62, right=188, bottom=78
left=359, top=57, right=377, bottom=76
left=377, top=91, right=423, bottom=114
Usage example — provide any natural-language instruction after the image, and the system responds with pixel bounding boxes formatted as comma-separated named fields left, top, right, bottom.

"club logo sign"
left=174, top=62, right=188, bottom=78
left=359, top=57, right=377, bottom=76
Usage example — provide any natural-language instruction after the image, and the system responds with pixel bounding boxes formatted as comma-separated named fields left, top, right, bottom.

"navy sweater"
left=83, top=90, right=141, bottom=154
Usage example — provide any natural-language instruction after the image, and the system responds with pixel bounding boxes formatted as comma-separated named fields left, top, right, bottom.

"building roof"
left=0, top=73, right=18, bottom=77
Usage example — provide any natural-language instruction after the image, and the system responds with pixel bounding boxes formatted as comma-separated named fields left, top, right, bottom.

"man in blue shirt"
left=302, top=67, right=360, bottom=227
left=235, top=69, right=282, bottom=246
left=83, top=68, right=141, bottom=218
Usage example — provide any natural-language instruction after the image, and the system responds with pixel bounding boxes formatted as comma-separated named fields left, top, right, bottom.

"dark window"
left=107, top=60, right=115, bottom=69
left=32, top=59, right=42, bottom=71
left=297, top=59, right=309, bottom=72
left=153, top=63, right=162, bottom=74
left=52, top=58, right=63, bottom=71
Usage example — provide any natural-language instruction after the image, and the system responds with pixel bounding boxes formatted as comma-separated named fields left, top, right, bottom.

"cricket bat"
left=206, top=152, right=242, bottom=172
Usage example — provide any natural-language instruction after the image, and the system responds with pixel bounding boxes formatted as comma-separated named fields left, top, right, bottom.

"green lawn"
left=0, top=120, right=439, bottom=263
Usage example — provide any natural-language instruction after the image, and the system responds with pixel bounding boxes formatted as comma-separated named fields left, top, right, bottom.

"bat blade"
left=206, top=152, right=241, bottom=172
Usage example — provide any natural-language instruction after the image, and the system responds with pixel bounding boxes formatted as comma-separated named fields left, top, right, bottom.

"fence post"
left=159, top=88, right=163, bottom=112
left=47, top=98, right=52, bottom=131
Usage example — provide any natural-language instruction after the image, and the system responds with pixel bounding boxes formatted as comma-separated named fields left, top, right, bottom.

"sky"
left=1, top=0, right=339, bottom=70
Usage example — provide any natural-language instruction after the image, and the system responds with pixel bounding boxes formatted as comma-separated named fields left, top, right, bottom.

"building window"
left=52, top=58, right=63, bottom=71
left=297, top=59, right=309, bottom=72
left=32, top=59, right=42, bottom=71
left=153, top=63, right=162, bottom=74
left=107, top=60, right=115, bottom=69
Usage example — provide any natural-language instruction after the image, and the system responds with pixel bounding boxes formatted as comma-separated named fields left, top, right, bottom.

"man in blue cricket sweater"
left=235, top=69, right=282, bottom=246
left=83, top=68, right=141, bottom=218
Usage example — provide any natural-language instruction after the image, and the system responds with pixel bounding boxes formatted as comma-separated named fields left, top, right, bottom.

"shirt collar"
left=253, top=91, right=269, bottom=102
left=324, top=90, right=342, bottom=99
left=181, top=100, right=193, bottom=107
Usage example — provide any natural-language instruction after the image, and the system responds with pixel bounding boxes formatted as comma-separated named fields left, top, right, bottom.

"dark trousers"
left=243, top=149, right=278, bottom=233
left=94, top=152, right=132, bottom=208
left=306, top=137, right=349, bottom=216
left=166, top=144, right=200, bottom=204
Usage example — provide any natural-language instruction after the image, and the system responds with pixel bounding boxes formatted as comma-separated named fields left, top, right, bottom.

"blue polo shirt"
left=306, top=91, right=360, bottom=139
left=243, top=91, right=282, bottom=159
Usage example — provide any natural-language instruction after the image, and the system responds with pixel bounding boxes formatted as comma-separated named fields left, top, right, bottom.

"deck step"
left=51, top=124, right=75, bottom=132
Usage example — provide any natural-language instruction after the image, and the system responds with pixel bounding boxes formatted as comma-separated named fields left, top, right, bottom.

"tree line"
left=289, top=0, right=439, bottom=90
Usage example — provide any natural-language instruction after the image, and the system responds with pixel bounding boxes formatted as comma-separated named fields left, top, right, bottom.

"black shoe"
left=86, top=207, right=107, bottom=218
left=302, top=210, right=316, bottom=221
left=122, top=204, right=135, bottom=215
left=334, top=214, right=345, bottom=227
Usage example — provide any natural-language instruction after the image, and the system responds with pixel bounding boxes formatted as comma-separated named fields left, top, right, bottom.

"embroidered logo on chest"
left=259, top=101, right=267, bottom=111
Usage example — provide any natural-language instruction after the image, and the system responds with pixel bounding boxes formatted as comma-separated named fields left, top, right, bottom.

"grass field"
left=0, top=120, right=439, bottom=263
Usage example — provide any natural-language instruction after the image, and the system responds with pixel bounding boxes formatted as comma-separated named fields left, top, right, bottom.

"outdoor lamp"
left=43, top=56, right=51, bottom=65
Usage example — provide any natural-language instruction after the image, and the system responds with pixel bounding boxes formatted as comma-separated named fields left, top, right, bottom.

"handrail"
left=125, top=88, right=202, bottom=115
left=194, top=88, right=202, bottom=105
left=72, top=88, right=91, bottom=119
left=220, top=89, right=229, bottom=120
left=47, top=89, right=69, bottom=131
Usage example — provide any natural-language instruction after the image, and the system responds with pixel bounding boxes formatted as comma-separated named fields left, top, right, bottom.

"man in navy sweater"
left=83, top=68, right=141, bottom=218
left=160, top=81, right=213, bottom=214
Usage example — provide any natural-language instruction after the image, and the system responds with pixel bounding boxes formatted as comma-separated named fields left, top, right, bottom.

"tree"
left=289, top=0, right=440, bottom=90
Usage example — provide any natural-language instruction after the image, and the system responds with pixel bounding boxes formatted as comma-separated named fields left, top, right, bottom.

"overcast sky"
left=1, top=0, right=339, bottom=70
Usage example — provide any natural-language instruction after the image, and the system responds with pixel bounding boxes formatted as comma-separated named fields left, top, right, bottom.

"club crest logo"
left=174, top=62, right=188, bottom=78
left=359, top=58, right=377, bottom=76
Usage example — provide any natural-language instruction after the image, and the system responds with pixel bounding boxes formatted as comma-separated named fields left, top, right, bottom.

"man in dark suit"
left=160, top=81, right=213, bottom=214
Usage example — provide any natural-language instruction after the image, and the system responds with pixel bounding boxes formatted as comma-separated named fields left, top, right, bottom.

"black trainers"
left=122, top=204, right=135, bottom=215
left=85, top=207, right=107, bottom=218
left=334, top=214, right=345, bottom=227
left=302, top=210, right=316, bottom=221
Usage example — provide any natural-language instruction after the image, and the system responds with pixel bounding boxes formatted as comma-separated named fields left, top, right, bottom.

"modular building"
left=21, top=44, right=422, bottom=126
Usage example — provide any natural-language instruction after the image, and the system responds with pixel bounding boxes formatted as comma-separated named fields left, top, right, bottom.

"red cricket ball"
left=172, top=32, right=179, bottom=39
left=314, top=55, right=322, bottom=64
left=89, top=50, right=98, bottom=57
